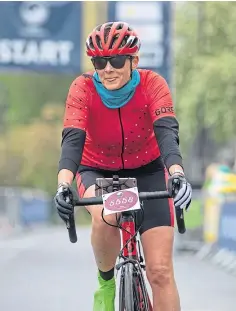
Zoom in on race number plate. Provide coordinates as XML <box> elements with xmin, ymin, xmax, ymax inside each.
<box><xmin>103</xmin><ymin>187</ymin><xmax>141</xmax><ymax>215</ymax></box>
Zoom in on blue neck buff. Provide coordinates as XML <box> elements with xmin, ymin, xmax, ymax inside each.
<box><xmin>93</xmin><ymin>69</ymin><xmax>140</xmax><ymax>109</ymax></box>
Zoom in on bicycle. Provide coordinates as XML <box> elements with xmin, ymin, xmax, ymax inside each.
<box><xmin>64</xmin><ymin>174</ymin><xmax>186</xmax><ymax>311</ymax></box>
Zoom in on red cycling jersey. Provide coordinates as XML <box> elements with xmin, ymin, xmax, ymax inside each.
<box><xmin>63</xmin><ymin>69</ymin><xmax>175</xmax><ymax>170</ymax></box>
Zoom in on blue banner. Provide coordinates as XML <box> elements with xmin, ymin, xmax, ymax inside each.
<box><xmin>108</xmin><ymin>1</ymin><xmax>172</xmax><ymax>85</ymax></box>
<box><xmin>218</xmin><ymin>200</ymin><xmax>236</xmax><ymax>252</ymax></box>
<box><xmin>0</xmin><ymin>2</ymin><xmax>82</xmax><ymax>74</ymax></box>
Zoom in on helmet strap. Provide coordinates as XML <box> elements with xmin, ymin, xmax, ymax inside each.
<box><xmin>130</xmin><ymin>58</ymin><xmax>133</xmax><ymax>78</ymax></box>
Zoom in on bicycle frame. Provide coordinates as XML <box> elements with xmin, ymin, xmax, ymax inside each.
<box><xmin>120</xmin><ymin>212</ymin><xmax>137</xmax><ymax>259</ymax></box>
<box><xmin>119</xmin><ymin>211</ymin><xmax>153</xmax><ymax>311</ymax></box>
<box><xmin>65</xmin><ymin>175</ymin><xmax>185</xmax><ymax>310</ymax></box>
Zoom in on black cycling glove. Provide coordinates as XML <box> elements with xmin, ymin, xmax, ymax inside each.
<box><xmin>54</xmin><ymin>182</ymin><xmax>74</xmax><ymax>223</ymax></box>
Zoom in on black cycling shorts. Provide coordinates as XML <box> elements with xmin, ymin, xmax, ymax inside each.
<box><xmin>76</xmin><ymin>158</ymin><xmax>174</xmax><ymax>235</ymax></box>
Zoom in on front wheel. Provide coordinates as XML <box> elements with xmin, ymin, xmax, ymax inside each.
<box><xmin>133</xmin><ymin>265</ymin><xmax>151</xmax><ymax>311</ymax></box>
<box><xmin>119</xmin><ymin>262</ymin><xmax>151</xmax><ymax>311</ymax></box>
<box><xmin>119</xmin><ymin>263</ymin><xmax>134</xmax><ymax>311</ymax></box>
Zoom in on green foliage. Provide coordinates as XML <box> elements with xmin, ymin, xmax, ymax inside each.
<box><xmin>175</xmin><ymin>2</ymin><xmax>236</xmax><ymax>149</ymax></box>
<box><xmin>185</xmin><ymin>199</ymin><xmax>203</xmax><ymax>229</ymax></box>
<box><xmin>0</xmin><ymin>73</ymin><xmax>74</xmax><ymax>125</ymax></box>
<box><xmin>0</xmin><ymin>104</ymin><xmax>64</xmax><ymax>195</ymax></box>
<box><xmin>0</xmin><ymin>71</ymin><xmax>75</xmax><ymax>194</ymax></box>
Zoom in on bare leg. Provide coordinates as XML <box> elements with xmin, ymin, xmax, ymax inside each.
<box><xmin>141</xmin><ymin>227</ymin><xmax>181</xmax><ymax>311</ymax></box>
<box><xmin>84</xmin><ymin>185</ymin><xmax>121</xmax><ymax>272</ymax></box>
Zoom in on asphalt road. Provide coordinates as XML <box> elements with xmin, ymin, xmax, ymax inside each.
<box><xmin>0</xmin><ymin>227</ymin><xmax>236</xmax><ymax>311</ymax></box>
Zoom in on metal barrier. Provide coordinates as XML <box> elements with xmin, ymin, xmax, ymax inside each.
<box><xmin>196</xmin><ymin>193</ymin><xmax>236</xmax><ymax>275</ymax></box>
<box><xmin>0</xmin><ymin>187</ymin><xmax>51</xmax><ymax>239</ymax></box>
<box><xmin>218</xmin><ymin>195</ymin><xmax>236</xmax><ymax>252</ymax></box>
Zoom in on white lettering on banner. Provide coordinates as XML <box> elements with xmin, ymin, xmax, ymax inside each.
<box><xmin>221</xmin><ymin>216</ymin><xmax>236</xmax><ymax>241</ymax></box>
<box><xmin>39</xmin><ymin>41</ymin><xmax>58</xmax><ymax>65</ymax></box>
<box><xmin>14</xmin><ymin>41</ymin><xmax>39</xmax><ymax>64</ymax></box>
<box><xmin>0</xmin><ymin>39</ymin><xmax>12</xmax><ymax>63</ymax></box>
<box><xmin>58</xmin><ymin>41</ymin><xmax>74</xmax><ymax>65</ymax></box>
<box><xmin>0</xmin><ymin>39</ymin><xmax>74</xmax><ymax>66</ymax></box>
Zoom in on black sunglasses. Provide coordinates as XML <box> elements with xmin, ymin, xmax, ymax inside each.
<box><xmin>91</xmin><ymin>55</ymin><xmax>133</xmax><ymax>70</ymax></box>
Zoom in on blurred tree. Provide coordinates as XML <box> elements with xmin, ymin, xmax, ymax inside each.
<box><xmin>0</xmin><ymin>83</ymin><xmax>9</xmax><ymax>133</ymax></box>
<box><xmin>175</xmin><ymin>2</ymin><xmax>236</xmax><ymax>149</ymax></box>
<box><xmin>0</xmin><ymin>73</ymin><xmax>73</xmax><ymax>125</ymax></box>
<box><xmin>0</xmin><ymin>103</ymin><xmax>64</xmax><ymax>195</ymax></box>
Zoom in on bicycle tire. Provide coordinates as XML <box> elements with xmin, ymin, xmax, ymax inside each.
<box><xmin>133</xmin><ymin>265</ymin><xmax>151</xmax><ymax>311</ymax></box>
<box><xmin>119</xmin><ymin>262</ymin><xmax>152</xmax><ymax>311</ymax></box>
<box><xmin>119</xmin><ymin>267</ymin><xmax>125</xmax><ymax>311</ymax></box>
<box><xmin>119</xmin><ymin>263</ymin><xmax>135</xmax><ymax>311</ymax></box>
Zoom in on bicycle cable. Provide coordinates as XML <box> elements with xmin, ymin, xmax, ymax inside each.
<box><xmin>101</xmin><ymin>201</ymin><xmax>145</xmax><ymax>259</ymax></box>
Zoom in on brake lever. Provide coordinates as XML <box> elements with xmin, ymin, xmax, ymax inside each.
<box><xmin>171</xmin><ymin>177</ymin><xmax>181</xmax><ymax>197</ymax></box>
<box><xmin>66</xmin><ymin>184</ymin><xmax>80</xmax><ymax>205</ymax></box>
<box><xmin>61</xmin><ymin>185</ymin><xmax>78</xmax><ymax>243</ymax></box>
<box><xmin>171</xmin><ymin>176</ymin><xmax>186</xmax><ymax>234</ymax></box>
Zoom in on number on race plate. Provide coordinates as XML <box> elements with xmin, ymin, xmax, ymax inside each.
<box><xmin>102</xmin><ymin>187</ymin><xmax>141</xmax><ymax>216</ymax></box>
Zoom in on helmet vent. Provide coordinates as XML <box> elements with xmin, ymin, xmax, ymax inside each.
<box><xmin>129</xmin><ymin>37</ymin><xmax>138</xmax><ymax>48</ymax></box>
<box><xmin>87</xmin><ymin>37</ymin><xmax>95</xmax><ymax>50</ymax></box>
<box><xmin>109</xmin><ymin>34</ymin><xmax>119</xmax><ymax>49</ymax></box>
<box><xmin>95</xmin><ymin>35</ymin><xmax>102</xmax><ymax>49</ymax></box>
<box><xmin>96</xmin><ymin>24</ymin><xmax>102</xmax><ymax>31</ymax></box>
<box><xmin>116</xmin><ymin>23</ymin><xmax>123</xmax><ymax>30</ymax></box>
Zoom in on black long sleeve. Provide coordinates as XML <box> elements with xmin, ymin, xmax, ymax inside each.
<box><xmin>58</xmin><ymin>127</ymin><xmax>86</xmax><ymax>176</ymax></box>
<box><xmin>153</xmin><ymin>116</ymin><xmax>183</xmax><ymax>170</ymax></box>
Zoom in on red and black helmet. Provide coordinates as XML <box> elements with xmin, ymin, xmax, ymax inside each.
<box><xmin>86</xmin><ymin>21</ymin><xmax>141</xmax><ymax>57</ymax></box>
